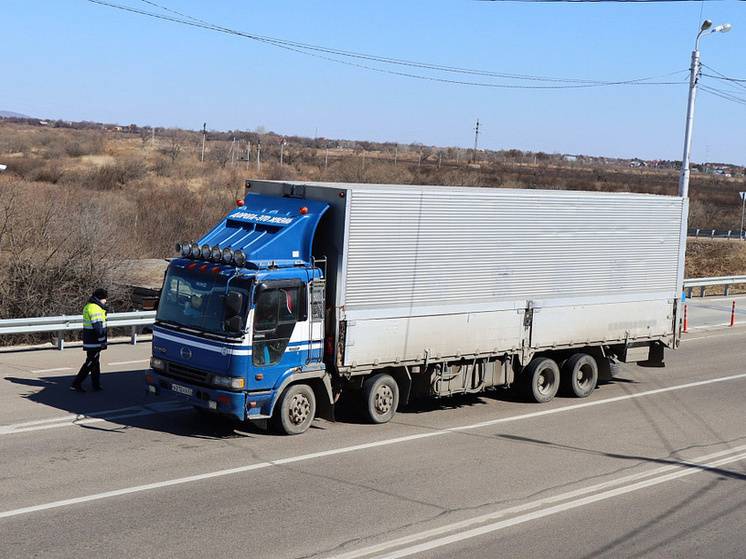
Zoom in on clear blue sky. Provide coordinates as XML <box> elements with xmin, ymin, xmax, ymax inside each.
<box><xmin>3</xmin><ymin>0</ymin><xmax>745</xmax><ymax>163</ymax></box>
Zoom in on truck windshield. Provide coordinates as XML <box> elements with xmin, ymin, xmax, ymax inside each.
<box><xmin>156</xmin><ymin>266</ymin><xmax>250</xmax><ymax>336</ymax></box>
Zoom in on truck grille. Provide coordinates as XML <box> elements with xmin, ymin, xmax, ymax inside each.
<box><xmin>164</xmin><ymin>362</ymin><xmax>211</xmax><ymax>386</ymax></box>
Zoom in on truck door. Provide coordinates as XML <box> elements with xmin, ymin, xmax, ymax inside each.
<box><xmin>308</xmin><ymin>279</ymin><xmax>325</xmax><ymax>364</ymax></box>
<box><xmin>251</xmin><ymin>281</ymin><xmax>309</xmax><ymax>390</ymax></box>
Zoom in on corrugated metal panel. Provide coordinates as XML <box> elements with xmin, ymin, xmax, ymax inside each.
<box><xmin>343</xmin><ymin>188</ymin><xmax>683</xmax><ymax>312</ymax></box>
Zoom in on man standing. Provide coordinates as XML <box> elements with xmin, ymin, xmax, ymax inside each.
<box><xmin>71</xmin><ymin>288</ymin><xmax>109</xmax><ymax>393</ymax></box>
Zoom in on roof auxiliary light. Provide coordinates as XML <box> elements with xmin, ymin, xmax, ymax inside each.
<box><xmin>191</xmin><ymin>243</ymin><xmax>200</xmax><ymax>259</ymax></box>
<box><xmin>176</xmin><ymin>242</ymin><xmax>191</xmax><ymax>257</ymax></box>
<box><xmin>210</xmin><ymin>246</ymin><xmax>222</xmax><ymax>262</ymax></box>
<box><xmin>234</xmin><ymin>249</ymin><xmax>247</xmax><ymax>267</ymax></box>
<box><xmin>222</xmin><ymin>248</ymin><xmax>234</xmax><ymax>264</ymax></box>
<box><xmin>201</xmin><ymin>245</ymin><xmax>211</xmax><ymax>260</ymax></box>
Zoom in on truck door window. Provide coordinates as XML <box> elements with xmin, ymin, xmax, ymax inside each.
<box><xmin>253</xmin><ymin>286</ymin><xmax>303</xmax><ymax>366</ymax></box>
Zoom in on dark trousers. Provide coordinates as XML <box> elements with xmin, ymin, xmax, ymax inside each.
<box><xmin>74</xmin><ymin>350</ymin><xmax>101</xmax><ymax>388</ymax></box>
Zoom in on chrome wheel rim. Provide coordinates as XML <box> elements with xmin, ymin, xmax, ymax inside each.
<box><xmin>288</xmin><ymin>393</ymin><xmax>311</xmax><ymax>425</ymax></box>
<box><xmin>374</xmin><ymin>384</ymin><xmax>394</xmax><ymax>415</ymax></box>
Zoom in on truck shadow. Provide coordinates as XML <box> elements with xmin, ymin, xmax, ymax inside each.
<box><xmin>3</xmin><ymin>369</ymin><xmax>266</xmax><ymax>439</ymax></box>
<box><xmin>3</xmin><ymin>369</ymin><xmax>641</xmax><ymax>437</ymax></box>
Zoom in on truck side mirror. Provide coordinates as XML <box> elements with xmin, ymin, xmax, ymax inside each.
<box><xmin>224</xmin><ymin>291</ymin><xmax>243</xmax><ymax>317</ymax></box>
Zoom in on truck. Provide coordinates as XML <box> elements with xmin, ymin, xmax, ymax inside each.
<box><xmin>146</xmin><ymin>180</ymin><xmax>686</xmax><ymax>435</ymax></box>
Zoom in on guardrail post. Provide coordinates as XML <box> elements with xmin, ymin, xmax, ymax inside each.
<box><xmin>724</xmin><ymin>285</ymin><xmax>730</xmax><ymax>296</ymax></box>
<box><xmin>56</xmin><ymin>331</ymin><xmax>64</xmax><ymax>351</ymax></box>
<box><xmin>130</xmin><ymin>325</ymin><xmax>138</xmax><ymax>345</ymax></box>
<box><xmin>700</xmin><ymin>286</ymin><xmax>705</xmax><ymax>297</ymax></box>
<box><xmin>686</xmin><ymin>287</ymin><xmax>693</xmax><ymax>299</ymax></box>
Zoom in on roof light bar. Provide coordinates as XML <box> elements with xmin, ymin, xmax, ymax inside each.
<box><xmin>177</xmin><ymin>241</ymin><xmax>248</xmax><ymax>266</ymax></box>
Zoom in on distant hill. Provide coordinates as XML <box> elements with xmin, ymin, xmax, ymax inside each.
<box><xmin>0</xmin><ymin>110</ymin><xmax>31</xmax><ymax>119</ymax></box>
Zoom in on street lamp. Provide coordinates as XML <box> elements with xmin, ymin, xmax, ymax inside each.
<box><xmin>678</xmin><ymin>19</ymin><xmax>732</xmax><ymax>198</ymax></box>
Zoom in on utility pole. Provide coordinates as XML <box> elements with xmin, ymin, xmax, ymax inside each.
<box><xmin>257</xmin><ymin>140</ymin><xmax>262</xmax><ymax>172</ymax></box>
<box><xmin>246</xmin><ymin>141</ymin><xmax>251</xmax><ymax>170</ymax></box>
<box><xmin>200</xmin><ymin>123</ymin><xmax>206</xmax><ymax>162</ymax></box>
<box><xmin>280</xmin><ymin>138</ymin><xmax>286</xmax><ymax>166</ymax></box>
<box><xmin>438</xmin><ymin>152</ymin><xmax>442</xmax><ymax>169</ymax></box>
<box><xmin>230</xmin><ymin>137</ymin><xmax>236</xmax><ymax>167</ymax></box>
<box><xmin>740</xmin><ymin>191</ymin><xmax>746</xmax><ymax>240</ymax></box>
<box><xmin>472</xmin><ymin>118</ymin><xmax>480</xmax><ymax>163</ymax></box>
<box><xmin>679</xmin><ymin>21</ymin><xmax>731</xmax><ymax>198</ymax></box>
<box><xmin>324</xmin><ymin>146</ymin><xmax>329</xmax><ymax>171</ymax></box>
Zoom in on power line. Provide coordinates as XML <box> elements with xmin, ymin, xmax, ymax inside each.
<box><xmin>87</xmin><ymin>0</ymin><xmax>687</xmax><ymax>90</ymax></box>
<box><xmin>700</xmin><ymin>85</ymin><xmax>746</xmax><ymax>106</ymax></box>
<box><xmin>701</xmin><ymin>64</ymin><xmax>746</xmax><ymax>96</ymax></box>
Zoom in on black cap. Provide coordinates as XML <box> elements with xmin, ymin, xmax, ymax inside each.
<box><xmin>93</xmin><ymin>288</ymin><xmax>108</xmax><ymax>300</ymax></box>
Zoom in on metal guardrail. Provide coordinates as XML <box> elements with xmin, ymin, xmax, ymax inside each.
<box><xmin>689</xmin><ymin>228</ymin><xmax>745</xmax><ymax>240</ymax></box>
<box><xmin>1</xmin><ymin>277</ymin><xmax>745</xmax><ymax>349</ymax></box>
<box><xmin>683</xmin><ymin>276</ymin><xmax>746</xmax><ymax>297</ymax></box>
<box><xmin>0</xmin><ymin>311</ymin><xmax>156</xmax><ymax>350</ymax></box>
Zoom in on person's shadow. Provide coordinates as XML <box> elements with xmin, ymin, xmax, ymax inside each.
<box><xmin>4</xmin><ymin>367</ymin><xmax>265</xmax><ymax>439</ymax></box>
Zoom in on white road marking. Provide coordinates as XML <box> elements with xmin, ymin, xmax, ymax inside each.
<box><xmin>683</xmin><ymin>330</ymin><xmax>746</xmax><ymax>342</ymax></box>
<box><xmin>331</xmin><ymin>444</ymin><xmax>746</xmax><ymax>559</ymax></box>
<box><xmin>353</xmin><ymin>450</ymin><xmax>746</xmax><ymax>559</ymax></box>
<box><xmin>0</xmin><ymin>401</ymin><xmax>190</xmax><ymax>436</ymax></box>
<box><xmin>0</xmin><ymin>372</ymin><xmax>745</xmax><ymax>519</ymax></box>
<box><xmin>687</xmin><ymin>322</ymin><xmax>733</xmax><ymax>331</ymax></box>
<box><xmin>30</xmin><ymin>367</ymin><xmax>72</xmax><ymax>374</ymax></box>
<box><xmin>447</xmin><ymin>372</ymin><xmax>746</xmax><ymax>433</ymax></box>
<box><xmin>106</xmin><ymin>359</ymin><xmax>150</xmax><ymax>366</ymax></box>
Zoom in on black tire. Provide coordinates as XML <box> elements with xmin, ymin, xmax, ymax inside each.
<box><xmin>522</xmin><ymin>357</ymin><xmax>560</xmax><ymax>403</ymax></box>
<box><xmin>560</xmin><ymin>353</ymin><xmax>598</xmax><ymax>398</ymax></box>
<box><xmin>363</xmin><ymin>373</ymin><xmax>399</xmax><ymax>424</ymax></box>
<box><xmin>272</xmin><ymin>383</ymin><xmax>316</xmax><ymax>435</ymax></box>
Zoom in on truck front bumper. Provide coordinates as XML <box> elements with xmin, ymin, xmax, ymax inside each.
<box><xmin>145</xmin><ymin>370</ymin><xmax>276</xmax><ymax>422</ymax></box>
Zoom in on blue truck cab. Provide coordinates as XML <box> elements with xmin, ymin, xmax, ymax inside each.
<box><xmin>146</xmin><ymin>192</ymin><xmax>333</xmax><ymax>434</ymax></box>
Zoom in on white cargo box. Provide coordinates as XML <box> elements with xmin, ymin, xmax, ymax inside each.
<box><xmin>248</xmin><ymin>181</ymin><xmax>685</xmax><ymax>371</ymax></box>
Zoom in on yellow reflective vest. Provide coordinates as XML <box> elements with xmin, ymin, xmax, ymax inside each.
<box><xmin>82</xmin><ymin>300</ymin><xmax>108</xmax><ymax>350</ymax></box>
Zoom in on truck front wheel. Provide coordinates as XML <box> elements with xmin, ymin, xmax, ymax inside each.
<box><xmin>273</xmin><ymin>383</ymin><xmax>316</xmax><ymax>435</ymax></box>
<box><xmin>522</xmin><ymin>357</ymin><xmax>560</xmax><ymax>403</ymax></box>
<box><xmin>363</xmin><ymin>373</ymin><xmax>399</xmax><ymax>424</ymax></box>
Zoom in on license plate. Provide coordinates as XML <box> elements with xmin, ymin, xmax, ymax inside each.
<box><xmin>171</xmin><ymin>383</ymin><xmax>193</xmax><ymax>396</ymax></box>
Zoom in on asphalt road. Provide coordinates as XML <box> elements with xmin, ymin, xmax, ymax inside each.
<box><xmin>685</xmin><ymin>294</ymin><xmax>746</xmax><ymax>330</ymax></box>
<box><xmin>0</xmin><ymin>326</ymin><xmax>745</xmax><ymax>558</ymax></box>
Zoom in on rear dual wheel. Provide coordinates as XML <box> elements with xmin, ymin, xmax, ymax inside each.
<box><xmin>522</xmin><ymin>357</ymin><xmax>560</xmax><ymax>403</ymax></box>
<box><xmin>560</xmin><ymin>353</ymin><xmax>598</xmax><ymax>398</ymax></box>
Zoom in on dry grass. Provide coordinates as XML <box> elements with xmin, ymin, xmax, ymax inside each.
<box><xmin>1</xmin><ymin>119</ymin><xmax>745</xmax><ymax>331</ymax></box>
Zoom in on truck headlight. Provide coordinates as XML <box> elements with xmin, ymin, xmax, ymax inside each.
<box><xmin>212</xmin><ymin>375</ymin><xmax>245</xmax><ymax>389</ymax></box>
<box><xmin>150</xmin><ymin>357</ymin><xmax>165</xmax><ymax>371</ymax></box>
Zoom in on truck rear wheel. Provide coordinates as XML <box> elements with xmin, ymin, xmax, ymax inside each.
<box><xmin>363</xmin><ymin>373</ymin><xmax>399</xmax><ymax>424</ymax></box>
<box><xmin>522</xmin><ymin>357</ymin><xmax>560</xmax><ymax>403</ymax></box>
<box><xmin>273</xmin><ymin>383</ymin><xmax>316</xmax><ymax>435</ymax></box>
<box><xmin>561</xmin><ymin>353</ymin><xmax>598</xmax><ymax>398</ymax></box>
